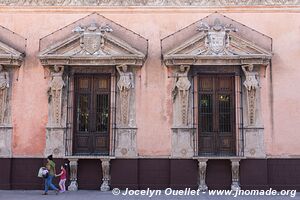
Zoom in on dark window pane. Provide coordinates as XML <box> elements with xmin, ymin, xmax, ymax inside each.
<box><xmin>199</xmin><ymin>94</ymin><xmax>213</xmax><ymax>132</ymax></box>
<box><xmin>219</xmin><ymin>94</ymin><xmax>231</xmax><ymax>132</ymax></box>
<box><xmin>77</xmin><ymin>94</ymin><xmax>89</xmax><ymax>132</ymax></box>
<box><xmin>96</xmin><ymin>94</ymin><xmax>109</xmax><ymax>132</ymax></box>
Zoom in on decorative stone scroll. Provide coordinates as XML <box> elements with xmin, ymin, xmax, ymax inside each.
<box><xmin>242</xmin><ymin>64</ymin><xmax>259</xmax><ymax>126</ymax></box>
<box><xmin>0</xmin><ymin>65</ymin><xmax>9</xmax><ymax>125</ymax></box>
<box><xmin>48</xmin><ymin>65</ymin><xmax>65</xmax><ymax>127</ymax></box>
<box><xmin>116</xmin><ymin>64</ymin><xmax>134</xmax><ymax>127</ymax></box>
<box><xmin>172</xmin><ymin>65</ymin><xmax>191</xmax><ymax>126</ymax></box>
<box><xmin>100</xmin><ymin>158</ymin><xmax>111</xmax><ymax>191</ymax></box>
<box><xmin>230</xmin><ymin>159</ymin><xmax>241</xmax><ymax>191</ymax></box>
<box><xmin>197</xmin><ymin>159</ymin><xmax>208</xmax><ymax>191</ymax></box>
<box><xmin>68</xmin><ymin>158</ymin><xmax>79</xmax><ymax>191</ymax></box>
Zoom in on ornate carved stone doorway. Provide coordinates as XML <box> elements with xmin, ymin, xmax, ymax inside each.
<box><xmin>198</xmin><ymin>74</ymin><xmax>235</xmax><ymax>156</ymax></box>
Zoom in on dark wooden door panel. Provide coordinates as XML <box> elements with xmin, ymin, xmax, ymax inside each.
<box><xmin>73</xmin><ymin>74</ymin><xmax>110</xmax><ymax>155</ymax></box>
<box><xmin>198</xmin><ymin>75</ymin><xmax>235</xmax><ymax>156</ymax></box>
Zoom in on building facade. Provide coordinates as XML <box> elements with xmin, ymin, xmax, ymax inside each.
<box><xmin>0</xmin><ymin>1</ymin><xmax>300</xmax><ymax>191</ymax></box>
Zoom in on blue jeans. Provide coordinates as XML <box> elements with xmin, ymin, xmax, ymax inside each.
<box><xmin>44</xmin><ymin>175</ymin><xmax>58</xmax><ymax>193</ymax></box>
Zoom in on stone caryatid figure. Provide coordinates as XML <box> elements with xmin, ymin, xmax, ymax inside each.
<box><xmin>48</xmin><ymin>65</ymin><xmax>65</xmax><ymax>126</ymax></box>
<box><xmin>172</xmin><ymin>65</ymin><xmax>191</xmax><ymax>126</ymax></box>
<box><xmin>116</xmin><ymin>64</ymin><xmax>134</xmax><ymax>126</ymax></box>
<box><xmin>242</xmin><ymin>64</ymin><xmax>259</xmax><ymax>126</ymax></box>
<box><xmin>0</xmin><ymin>65</ymin><xmax>9</xmax><ymax>124</ymax></box>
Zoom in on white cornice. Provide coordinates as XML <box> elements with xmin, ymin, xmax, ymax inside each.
<box><xmin>0</xmin><ymin>0</ymin><xmax>299</xmax><ymax>7</ymax></box>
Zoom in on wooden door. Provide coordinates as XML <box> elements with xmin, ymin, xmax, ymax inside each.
<box><xmin>198</xmin><ymin>75</ymin><xmax>235</xmax><ymax>156</ymax></box>
<box><xmin>73</xmin><ymin>74</ymin><xmax>110</xmax><ymax>155</ymax></box>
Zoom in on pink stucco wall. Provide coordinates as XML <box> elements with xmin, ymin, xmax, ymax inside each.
<box><xmin>0</xmin><ymin>9</ymin><xmax>299</xmax><ymax>157</ymax></box>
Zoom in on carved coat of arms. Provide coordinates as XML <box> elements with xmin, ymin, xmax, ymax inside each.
<box><xmin>73</xmin><ymin>23</ymin><xmax>113</xmax><ymax>55</ymax></box>
<box><xmin>198</xmin><ymin>18</ymin><xmax>237</xmax><ymax>55</ymax></box>
<box><xmin>208</xmin><ymin>31</ymin><xmax>226</xmax><ymax>54</ymax></box>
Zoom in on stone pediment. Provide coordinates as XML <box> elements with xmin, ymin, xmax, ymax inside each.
<box><xmin>39</xmin><ymin>24</ymin><xmax>146</xmax><ymax>66</ymax></box>
<box><xmin>163</xmin><ymin>14</ymin><xmax>272</xmax><ymax>66</ymax></box>
<box><xmin>0</xmin><ymin>40</ymin><xmax>24</xmax><ymax>66</ymax></box>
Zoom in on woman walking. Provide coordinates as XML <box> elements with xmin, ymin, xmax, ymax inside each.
<box><xmin>44</xmin><ymin>155</ymin><xmax>59</xmax><ymax>195</ymax></box>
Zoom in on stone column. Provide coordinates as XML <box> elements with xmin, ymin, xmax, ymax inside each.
<box><xmin>100</xmin><ymin>158</ymin><xmax>111</xmax><ymax>191</ymax></box>
<box><xmin>230</xmin><ymin>159</ymin><xmax>241</xmax><ymax>191</ymax></box>
<box><xmin>68</xmin><ymin>158</ymin><xmax>78</xmax><ymax>191</ymax></box>
<box><xmin>197</xmin><ymin>158</ymin><xmax>208</xmax><ymax>191</ymax></box>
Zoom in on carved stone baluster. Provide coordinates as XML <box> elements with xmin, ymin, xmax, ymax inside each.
<box><xmin>100</xmin><ymin>158</ymin><xmax>111</xmax><ymax>191</ymax></box>
<box><xmin>197</xmin><ymin>158</ymin><xmax>208</xmax><ymax>191</ymax></box>
<box><xmin>230</xmin><ymin>159</ymin><xmax>241</xmax><ymax>191</ymax></box>
<box><xmin>68</xmin><ymin>159</ymin><xmax>78</xmax><ymax>191</ymax></box>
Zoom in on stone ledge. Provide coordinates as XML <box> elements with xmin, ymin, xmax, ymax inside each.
<box><xmin>0</xmin><ymin>125</ymin><xmax>12</xmax><ymax>129</ymax></box>
<box><xmin>171</xmin><ymin>126</ymin><xmax>196</xmax><ymax>130</ymax></box>
<box><xmin>0</xmin><ymin>0</ymin><xmax>299</xmax><ymax>7</ymax></box>
<box><xmin>193</xmin><ymin>156</ymin><xmax>246</xmax><ymax>160</ymax></box>
<box><xmin>46</xmin><ymin>126</ymin><xmax>67</xmax><ymax>130</ymax></box>
<box><xmin>65</xmin><ymin>156</ymin><xmax>116</xmax><ymax>160</ymax></box>
<box><xmin>115</xmin><ymin>126</ymin><xmax>137</xmax><ymax>129</ymax></box>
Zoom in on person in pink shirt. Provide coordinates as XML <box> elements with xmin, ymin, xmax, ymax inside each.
<box><xmin>55</xmin><ymin>164</ymin><xmax>67</xmax><ymax>193</ymax></box>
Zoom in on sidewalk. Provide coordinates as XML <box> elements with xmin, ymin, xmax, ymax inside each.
<box><xmin>0</xmin><ymin>190</ymin><xmax>298</xmax><ymax>200</ymax></box>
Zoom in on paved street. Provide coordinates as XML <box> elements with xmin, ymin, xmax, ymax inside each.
<box><xmin>0</xmin><ymin>190</ymin><xmax>298</xmax><ymax>200</ymax></box>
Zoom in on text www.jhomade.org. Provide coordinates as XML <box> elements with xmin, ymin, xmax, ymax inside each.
<box><xmin>111</xmin><ymin>188</ymin><xmax>297</xmax><ymax>198</ymax></box>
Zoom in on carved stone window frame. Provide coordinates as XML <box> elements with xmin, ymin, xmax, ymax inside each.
<box><xmin>0</xmin><ymin>40</ymin><xmax>24</xmax><ymax>158</ymax></box>
<box><xmin>38</xmin><ymin>20</ymin><xmax>147</xmax><ymax>159</ymax></box>
<box><xmin>162</xmin><ymin>14</ymin><xmax>272</xmax><ymax>159</ymax></box>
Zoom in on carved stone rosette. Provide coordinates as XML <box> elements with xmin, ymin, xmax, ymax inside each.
<box><xmin>198</xmin><ymin>159</ymin><xmax>208</xmax><ymax>191</ymax></box>
<box><xmin>230</xmin><ymin>159</ymin><xmax>241</xmax><ymax>191</ymax></box>
<box><xmin>115</xmin><ymin>128</ymin><xmax>137</xmax><ymax>157</ymax></box>
<box><xmin>68</xmin><ymin>159</ymin><xmax>79</xmax><ymax>191</ymax></box>
<box><xmin>100</xmin><ymin>158</ymin><xmax>111</xmax><ymax>191</ymax></box>
<box><xmin>171</xmin><ymin>127</ymin><xmax>194</xmax><ymax>158</ymax></box>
